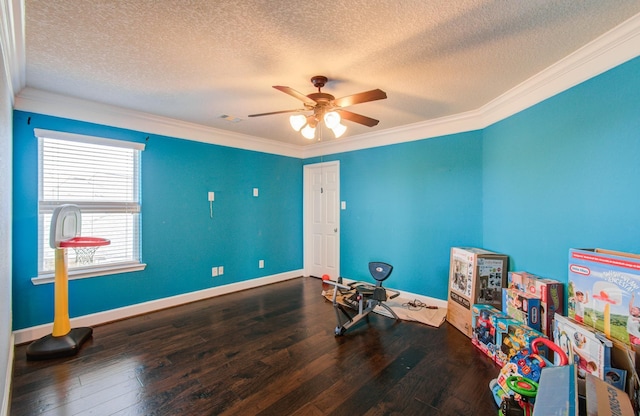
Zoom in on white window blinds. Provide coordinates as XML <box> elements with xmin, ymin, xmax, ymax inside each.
<box><xmin>36</xmin><ymin>129</ymin><xmax>145</xmax><ymax>279</ymax></box>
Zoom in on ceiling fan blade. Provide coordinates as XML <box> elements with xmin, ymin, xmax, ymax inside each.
<box><xmin>333</xmin><ymin>89</ymin><xmax>387</xmax><ymax>108</ymax></box>
<box><xmin>273</xmin><ymin>86</ymin><xmax>317</xmax><ymax>106</ymax></box>
<box><xmin>248</xmin><ymin>109</ymin><xmax>306</xmax><ymax>117</ymax></box>
<box><xmin>335</xmin><ymin>109</ymin><xmax>380</xmax><ymax>127</ymax></box>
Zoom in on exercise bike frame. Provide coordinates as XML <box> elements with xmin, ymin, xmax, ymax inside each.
<box><xmin>325</xmin><ymin>279</ymin><xmax>400</xmax><ymax>336</ymax></box>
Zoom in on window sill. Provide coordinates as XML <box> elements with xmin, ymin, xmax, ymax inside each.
<box><xmin>31</xmin><ymin>262</ymin><xmax>147</xmax><ymax>285</ymax></box>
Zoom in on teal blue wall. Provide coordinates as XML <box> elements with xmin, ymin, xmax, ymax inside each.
<box><xmin>13</xmin><ymin>56</ymin><xmax>640</xmax><ymax>330</ymax></box>
<box><xmin>483</xmin><ymin>56</ymin><xmax>640</xmax><ymax>282</ymax></box>
<box><xmin>12</xmin><ymin>112</ymin><xmax>303</xmax><ymax>330</ymax></box>
<box><xmin>306</xmin><ymin>131</ymin><xmax>484</xmax><ymax>299</ymax></box>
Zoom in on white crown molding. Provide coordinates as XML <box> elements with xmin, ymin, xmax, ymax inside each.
<box><xmin>307</xmin><ymin>11</ymin><xmax>640</xmax><ymax>157</ymax></box>
<box><xmin>14</xmin><ymin>88</ymin><xmax>304</xmax><ymax>158</ymax></box>
<box><xmin>0</xmin><ymin>0</ymin><xmax>26</xmax><ymax>101</ymax></box>
<box><xmin>11</xmin><ymin>10</ymin><xmax>640</xmax><ymax>158</ymax></box>
<box><xmin>302</xmin><ymin>109</ymin><xmax>485</xmax><ymax>158</ymax></box>
<box><xmin>479</xmin><ymin>11</ymin><xmax>640</xmax><ymax>128</ymax></box>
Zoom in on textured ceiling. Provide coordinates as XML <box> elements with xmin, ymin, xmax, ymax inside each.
<box><xmin>23</xmin><ymin>0</ymin><xmax>640</xmax><ymax>146</ymax></box>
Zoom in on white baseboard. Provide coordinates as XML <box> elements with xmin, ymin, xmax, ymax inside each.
<box><xmin>395</xmin><ymin>290</ymin><xmax>448</xmax><ymax>309</ymax></box>
<box><xmin>1</xmin><ymin>333</ymin><xmax>14</xmax><ymax>416</ymax></box>
<box><xmin>14</xmin><ymin>270</ymin><xmax>303</xmax><ymax>345</ymax></box>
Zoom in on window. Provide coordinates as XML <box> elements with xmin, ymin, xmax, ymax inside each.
<box><xmin>34</xmin><ymin>129</ymin><xmax>146</xmax><ymax>283</ymax></box>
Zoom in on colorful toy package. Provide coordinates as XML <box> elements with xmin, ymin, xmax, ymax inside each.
<box><xmin>508</xmin><ymin>271</ymin><xmax>564</xmax><ymax>337</ymax></box>
<box><xmin>471</xmin><ymin>304</ymin><xmax>505</xmax><ymax>361</ymax></box>
<box><xmin>568</xmin><ymin>248</ymin><xmax>640</xmax><ymax>346</ymax></box>
<box><xmin>553</xmin><ymin>314</ymin><xmax>626</xmax><ymax>389</ymax></box>
<box><xmin>494</xmin><ymin>317</ymin><xmax>546</xmax><ymax>367</ymax></box>
<box><xmin>502</xmin><ymin>287</ymin><xmax>542</xmax><ymax>332</ymax></box>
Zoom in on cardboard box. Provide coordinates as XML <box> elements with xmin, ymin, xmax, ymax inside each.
<box><xmin>446</xmin><ymin>247</ymin><xmax>508</xmax><ymax>337</ymax></box>
<box><xmin>610</xmin><ymin>338</ymin><xmax>640</xmax><ymax>411</ymax></box>
<box><xmin>585</xmin><ymin>373</ymin><xmax>635</xmax><ymax>416</ymax></box>
<box><xmin>471</xmin><ymin>304</ymin><xmax>504</xmax><ymax>361</ymax></box>
<box><xmin>568</xmin><ymin>248</ymin><xmax>640</xmax><ymax>346</ymax></box>
<box><xmin>508</xmin><ymin>271</ymin><xmax>564</xmax><ymax>337</ymax></box>
<box><xmin>494</xmin><ymin>317</ymin><xmax>546</xmax><ymax>367</ymax></box>
<box><xmin>533</xmin><ymin>365</ymin><xmax>579</xmax><ymax>416</ymax></box>
<box><xmin>502</xmin><ymin>287</ymin><xmax>542</xmax><ymax>332</ymax></box>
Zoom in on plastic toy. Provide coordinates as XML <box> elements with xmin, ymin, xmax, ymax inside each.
<box><xmin>500</xmin><ymin>376</ymin><xmax>538</xmax><ymax>416</ymax></box>
<box><xmin>490</xmin><ymin>337</ymin><xmax>568</xmax><ymax>415</ymax></box>
<box><xmin>26</xmin><ymin>204</ymin><xmax>110</xmax><ymax>360</ymax></box>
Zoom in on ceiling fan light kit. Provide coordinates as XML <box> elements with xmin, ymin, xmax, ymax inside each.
<box><xmin>248</xmin><ymin>75</ymin><xmax>387</xmax><ymax>141</ymax></box>
<box><xmin>323</xmin><ymin>111</ymin><xmax>340</xmax><ymax>129</ymax></box>
<box><xmin>289</xmin><ymin>114</ymin><xmax>307</xmax><ymax>131</ymax></box>
<box><xmin>331</xmin><ymin>122</ymin><xmax>347</xmax><ymax>138</ymax></box>
<box><xmin>301</xmin><ymin>124</ymin><xmax>316</xmax><ymax>140</ymax></box>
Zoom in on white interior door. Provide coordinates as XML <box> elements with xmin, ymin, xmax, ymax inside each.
<box><xmin>304</xmin><ymin>161</ymin><xmax>340</xmax><ymax>279</ymax></box>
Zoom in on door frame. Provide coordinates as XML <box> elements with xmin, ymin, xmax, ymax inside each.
<box><xmin>303</xmin><ymin>160</ymin><xmax>340</xmax><ymax>278</ymax></box>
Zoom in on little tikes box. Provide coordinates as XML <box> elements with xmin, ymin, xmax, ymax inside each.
<box><xmin>447</xmin><ymin>247</ymin><xmax>508</xmax><ymax>338</ymax></box>
<box><xmin>568</xmin><ymin>248</ymin><xmax>640</xmax><ymax>346</ymax></box>
<box><xmin>508</xmin><ymin>271</ymin><xmax>564</xmax><ymax>337</ymax></box>
<box><xmin>502</xmin><ymin>287</ymin><xmax>542</xmax><ymax>332</ymax></box>
<box><xmin>553</xmin><ymin>314</ymin><xmax>627</xmax><ymax>386</ymax></box>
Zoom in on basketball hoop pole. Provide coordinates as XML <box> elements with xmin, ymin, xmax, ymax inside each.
<box><xmin>52</xmin><ymin>248</ymin><xmax>71</xmax><ymax>337</ymax></box>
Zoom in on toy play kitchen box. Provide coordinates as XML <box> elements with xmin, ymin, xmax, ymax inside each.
<box><xmin>568</xmin><ymin>248</ymin><xmax>640</xmax><ymax>347</ymax></box>
<box><xmin>447</xmin><ymin>247</ymin><xmax>509</xmax><ymax>338</ymax></box>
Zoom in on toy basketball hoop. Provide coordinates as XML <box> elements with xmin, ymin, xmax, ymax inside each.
<box><xmin>27</xmin><ymin>204</ymin><xmax>110</xmax><ymax>360</ymax></box>
<box><xmin>60</xmin><ymin>236</ymin><xmax>111</xmax><ymax>265</ymax></box>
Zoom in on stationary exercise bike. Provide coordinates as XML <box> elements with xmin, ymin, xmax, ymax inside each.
<box><xmin>326</xmin><ymin>262</ymin><xmax>400</xmax><ymax>336</ymax></box>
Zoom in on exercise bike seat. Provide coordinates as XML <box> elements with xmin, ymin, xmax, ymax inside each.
<box><xmin>350</xmin><ymin>262</ymin><xmax>398</xmax><ymax>300</ymax></box>
<box><xmin>369</xmin><ymin>262</ymin><xmax>392</xmax><ymax>282</ymax></box>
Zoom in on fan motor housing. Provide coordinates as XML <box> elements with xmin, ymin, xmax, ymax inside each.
<box><xmin>307</xmin><ymin>92</ymin><xmax>335</xmax><ymax>104</ymax></box>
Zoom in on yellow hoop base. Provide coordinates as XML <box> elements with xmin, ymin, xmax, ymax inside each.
<box><xmin>26</xmin><ymin>247</ymin><xmax>93</xmax><ymax>360</ymax></box>
<box><xmin>26</xmin><ymin>327</ymin><xmax>93</xmax><ymax>360</ymax></box>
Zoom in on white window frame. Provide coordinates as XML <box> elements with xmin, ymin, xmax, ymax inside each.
<box><xmin>32</xmin><ymin>129</ymin><xmax>146</xmax><ymax>285</ymax></box>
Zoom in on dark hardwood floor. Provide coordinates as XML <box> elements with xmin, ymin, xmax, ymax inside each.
<box><xmin>11</xmin><ymin>277</ymin><xmax>502</xmax><ymax>415</ymax></box>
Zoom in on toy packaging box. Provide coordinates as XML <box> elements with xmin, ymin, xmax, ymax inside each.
<box><xmin>446</xmin><ymin>247</ymin><xmax>508</xmax><ymax>338</ymax></box>
<box><xmin>502</xmin><ymin>287</ymin><xmax>542</xmax><ymax>332</ymax></box>
<box><xmin>508</xmin><ymin>271</ymin><xmax>564</xmax><ymax>337</ymax></box>
<box><xmin>567</xmin><ymin>248</ymin><xmax>640</xmax><ymax>347</ymax></box>
<box><xmin>553</xmin><ymin>314</ymin><xmax>627</xmax><ymax>390</ymax></box>
<box><xmin>471</xmin><ymin>304</ymin><xmax>505</xmax><ymax>361</ymax></box>
<box><xmin>494</xmin><ymin>317</ymin><xmax>546</xmax><ymax>367</ymax></box>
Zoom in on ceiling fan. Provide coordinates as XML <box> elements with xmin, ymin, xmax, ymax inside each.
<box><xmin>248</xmin><ymin>75</ymin><xmax>387</xmax><ymax>139</ymax></box>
